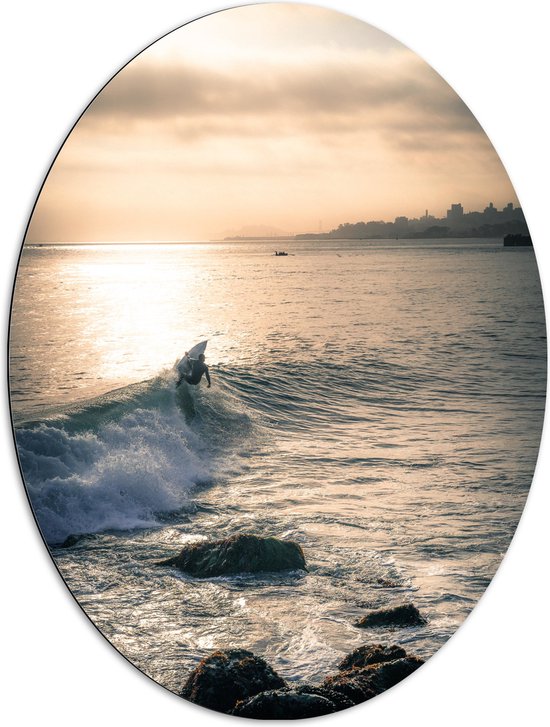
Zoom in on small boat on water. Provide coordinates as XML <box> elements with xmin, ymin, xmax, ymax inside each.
<box><xmin>274</xmin><ymin>250</ymin><xmax>289</xmax><ymax>256</ymax></box>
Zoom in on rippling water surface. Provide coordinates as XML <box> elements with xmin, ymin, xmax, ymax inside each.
<box><xmin>9</xmin><ymin>238</ymin><xmax>546</xmax><ymax>690</ymax></box>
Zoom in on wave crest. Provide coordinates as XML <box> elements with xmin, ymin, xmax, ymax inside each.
<box><xmin>15</xmin><ymin>381</ymin><xmax>226</xmax><ymax>544</ymax></box>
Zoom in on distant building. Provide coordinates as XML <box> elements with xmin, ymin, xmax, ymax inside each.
<box><xmin>501</xmin><ymin>202</ymin><xmax>516</xmax><ymax>221</ymax></box>
<box><xmin>393</xmin><ymin>216</ymin><xmax>409</xmax><ymax>236</ymax></box>
<box><xmin>447</xmin><ymin>203</ymin><xmax>464</xmax><ymax>221</ymax></box>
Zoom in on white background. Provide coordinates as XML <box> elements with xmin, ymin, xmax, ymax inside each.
<box><xmin>1</xmin><ymin>1</ymin><xmax>548</xmax><ymax>724</ymax></box>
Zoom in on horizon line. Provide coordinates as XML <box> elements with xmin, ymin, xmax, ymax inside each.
<box><xmin>25</xmin><ymin>199</ymin><xmax>522</xmax><ymax>246</ymax></box>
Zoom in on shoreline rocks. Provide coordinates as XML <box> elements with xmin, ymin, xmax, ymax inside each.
<box><xmin>163</xmin><ymin>535</ymin><xmax>427</xmax><ymax>716</ymax></box>
<box><xmin>182</xmin><ymin>644</ymin><xmax>425</xmax><ymax>716</ymax></box>
<box><xmin>158</xmin><ymin>533</ymin><xmax>307</xmax><ymax>577</ymax></box>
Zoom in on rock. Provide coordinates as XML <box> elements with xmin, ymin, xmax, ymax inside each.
<box><xmin>233</xmin><ymin>690</ymin><xmax>337</xmax><ymax>719</ymax></box>
<box><xmin>181</xmin><ymin>649</ymin><xmax>287</xmax><ymax>713</ymax></box>
<box><xmin>158</xmin><ymin>533</ymin><xmax>307</xmax><ymax>576</ymax></box>
<box><xmin>322</xmin><ymin>671</ymin><xmax>378</xmax><ymax>705</ymax></box>
<box><xmin>181</xmin><ymin>643</ymin><xmax>423</xmax><ymax>716</ymax></box>
<box><xmin>362</xmin><ymin>657</ymin><xmax>425</xmax><ymax>694</ymax></box>
<box><xmin>57</xmin><ymin>533</ymin><xmax>95</xmax><ymax>548</ymax></box>
<box><xmin>356</xmin><ymin>603</ymin><xmax>427</xmax><ymax>628</ymax></box>
<box><xmin>338</xmin><ymin>643</ymin><xmax>407</xmax><ymax>671</ymax></box>
<box><xmin>323</xmin><ymin>658</ymin><xmax>425</xmax><ymax>705</ymax></box>
<box><xmin>293</xmin><ymin>684</ymin><xmax>355</xmax><ymax>712</ymax></box>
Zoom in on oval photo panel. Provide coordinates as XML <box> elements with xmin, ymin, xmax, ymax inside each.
<box><xmin>9</xmin><ymin>2</ymin><xmax>545</xmax><ymax>719</ymax></box>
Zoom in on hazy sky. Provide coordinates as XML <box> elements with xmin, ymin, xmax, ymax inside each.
<box><xmin>27</xmin><ymin>3</ymin><xmax>518</xmax><ymax>242</ymax></box>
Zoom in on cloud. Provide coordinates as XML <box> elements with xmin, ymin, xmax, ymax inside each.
<box><xmin>83</xmin><ymin>49</ymin><xmax>480</xmax><ymax>148</ymax></box>
<box><xmin>28</xmin><ymin>8</ymin><xmax>515</xmax><ymax>244</ymax></box>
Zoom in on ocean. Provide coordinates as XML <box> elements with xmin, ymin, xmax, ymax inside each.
<box><xmin>8</xmin><ymin>238</ymin><xmax>546</xmax><ymax>692</ymax></box>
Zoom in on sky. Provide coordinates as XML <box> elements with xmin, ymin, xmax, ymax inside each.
<box><xmin>26</xmin><ymin>3</ymin><xmax>519</xmax><ymax>242</ymax></box>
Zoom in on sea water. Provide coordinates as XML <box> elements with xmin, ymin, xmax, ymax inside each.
<box><xmin>9</xmin><ymin>239</ymin><xmax>546</xmax><ymax>690</ymax></box>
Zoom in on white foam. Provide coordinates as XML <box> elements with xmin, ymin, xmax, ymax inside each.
<box><xmin>16</xmin><ymin>406</ymin><xmax>213</xmax><ymax>544</ymax></box>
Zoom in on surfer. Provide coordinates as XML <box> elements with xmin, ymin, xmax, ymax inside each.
<box><xmin>177</xmin><ymin>352</ymin><xmax>211</xmax><ymax>388</ymax></box>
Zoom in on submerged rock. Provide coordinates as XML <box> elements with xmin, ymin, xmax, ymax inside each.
<box><xmin>323</xmin><ymin>645</ymin><xmax>425</xmax><ymax>705</ymax></box>
<box><xmin>56</xmin><ymin>533</ymin><xmax>95</xmax><ymax>548</ymax></box>
<box><xmin>181</xmin><ymin>649</ymin><xmax>287</xmax><ymax>713</ymax></box>
<box><xmin>356</xmin><ymin>603</ymin><xmax>427</xmax><ymax>628</ymax></box>
<box><xmin>158</xmin><ymin>533</ymin><xmax>307</xmax><ymax>576</ymax></box>
<box><xmin>58</xmin><ymin>534</ymin><xmax>83</xmax><ymax>548</ymax></box>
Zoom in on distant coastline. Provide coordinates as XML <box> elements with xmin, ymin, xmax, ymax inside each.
<box><xmin>220</xmin><ymin>234</ymin><xmax>521</xmax><ymax>242</ymax></box>
<box><xmin>223</xmin><ymin>201</ymin><xmax>528</xmax><ymax>242</ymax></box>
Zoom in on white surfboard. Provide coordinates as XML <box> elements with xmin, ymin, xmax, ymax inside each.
<box><xmin>187</xmin><ymin>340</ymin><xmax>208</xmax><ymax>359</ymax></box>
<box><xmin>177</xmin><ymin>340</ymin><xmax>208</xmax><ymax>375</ymax></box>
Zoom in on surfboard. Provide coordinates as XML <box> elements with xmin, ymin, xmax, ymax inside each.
<box><xmin>187</xmin><ymin>340</ymin><xmax>208</xmax><ymax>360</ymax></box>
<box><xmin>177</xmin><ymin>340</ymin><xmax>208</xmax><ymax>375</ymax></box>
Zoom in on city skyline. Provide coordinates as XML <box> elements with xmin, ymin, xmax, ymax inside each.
<box><xmin>225</xmin><ymin>199</ymin><xmax>526</xmax><ymax>240</ymax></box>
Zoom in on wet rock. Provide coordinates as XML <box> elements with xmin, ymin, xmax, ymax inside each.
<box><xmin>323</xmin><ymin>648</ymin><xmax>425</xmax><ymax>705</ymax></box>
<box><xmin>293</xmin><ymin>684</ymin><xmax>355</xmax><ymax>712</ymax></box>
<box><xmin>233</xmin><ymin>690</ymin><xmax>337</xmax><ymax>719</ymax></box>
<box><xmin>363</xmin><ymin>657</ymin><xmax>425</xmax><ymax>694</ymax></box>
<box><xmin>181</xmin><ymin>649</ymin><xmax>287</xmax><ymax>713</ymax></box>
<box><xmin>322</xmin><ymin>670</ymin><xmax>378</xmax><ymax>705</ymax></box>
<box><xmin>56</xmin><ymin>533</ymin><xmax>95</xmax><ymax>548</ymax></box>
<box><xmin>181</xmin><ymin>643</ymin><xmax>423</xmax><ymax>715</ymax></box>
<box><xmin>375</xmin><ymin>577</ymin><xmax>400</xmax><ymax>588</ymax></box>
<box><xmin>158</xmin><ymin>533</ymin><xmax>307</xmax><ymax>576</ymax></box>
<box><xmin>356</xmin><ymin>603</ymin><xmax>427</xmax><ymax>628</ymax></box>
<box><xmin>338</xmin><ymin>643</ymin><xmax>407</xmax><ymax>671</ymax></box>
<box><xmin>58</xmin><ymin>534</ymin><xmax>83</xmax><ymax>548</ymax></box>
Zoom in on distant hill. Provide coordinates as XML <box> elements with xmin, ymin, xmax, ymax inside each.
<box><xmin>222</xmin><ymin>224</ymin><xmax>290</xmax><ymax>240</ymax></box>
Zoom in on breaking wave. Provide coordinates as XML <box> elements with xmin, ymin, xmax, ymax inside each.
<box><xmin>14</xmin><ymin>369</ymin><xmax>254</xmax><ymax>544</ymax></box>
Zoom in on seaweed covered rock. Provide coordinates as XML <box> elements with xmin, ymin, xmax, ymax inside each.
<box><xmin>323</xmin><ymin>648</ymin><xmax>425</xmax><ymax>705</ymax></box>
<box><xmin>181</xmin><ymin>644</ymin><xmax>423</xmax><ymax>715</ymax></box>
<box><xmin>181</xmin><ymin>649</ymin><xmax>287</xmax><ymax>713</ymax></box>
<box><xmin>158</xmin><ymin>533</ymin><xmax>307</xmax><ymax>576</ymax></box>
<box><xmin>338</xmin><ymin>643</ymin><xmax>407</xmax><ymax>671</ymax></box>
<box><xmin>362</xmin><ymin>657</ymin><xmax>425</xmax><ymax>694</ymax></box>
<box><xmin>356</xmin><ymin>603</ymin><xmax>427</xmax><ymax>628</ymax></box>
<box><xmin>322</xmin><ymin>670</ymin><xmax>378</xmax><ymax>705</ymax></box>
<box><xmin>233</xmin><ymin>685</ymin><xmax>354</xmax><ymax>719</ymax></box>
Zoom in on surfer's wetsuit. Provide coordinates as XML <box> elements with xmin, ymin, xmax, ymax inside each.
<box><xmin>182</xmin><ymin>359</ymin><xmax>210</xmax><ymax>386</ymax></box>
